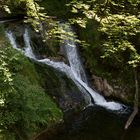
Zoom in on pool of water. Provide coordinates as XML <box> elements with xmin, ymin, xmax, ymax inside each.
<box><xmin>47</xmin><ymin>106</ymin><xmax>140</xmax><ymax>140</ymax></box>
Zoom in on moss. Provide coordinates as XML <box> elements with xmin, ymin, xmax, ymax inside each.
<box><xmin>0</xmin><ymin>24</ymin><xmax>63</xmax><ymax>140</ymax></box>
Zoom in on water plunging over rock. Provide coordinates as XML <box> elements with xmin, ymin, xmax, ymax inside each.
<box><xmin>23</xmin><ymin>28</ymin><xmax>36</xmax><ymax>59</ymax></box>
<box><xmin>6</xmin><ymin>24</ymin><xmax>127</xmax><ymax>111</ymax></box>
<box><xmin>61</xmin><ymin>24</ymin><xmax>88</xmax><ymax>84</ymax></box>
<box><xmin>6</xmin><ymin>31</ymin><xmax>21</xmax><ymax>50</ymax></box>
<box><xmin>6</xmin><ymin>28</ymin><xmax>90</xmax><ymax>112</ymax></box>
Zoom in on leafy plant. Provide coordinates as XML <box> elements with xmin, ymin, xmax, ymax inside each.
<box><xmin>0</xmin><ymin>25</ymin><xmax>62</xmax><ymax>140</ymax></box>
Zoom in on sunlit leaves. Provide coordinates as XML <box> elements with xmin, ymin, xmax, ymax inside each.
<box><xmin>67</xmin><ymin>0</ymin><xmax>101</xmax><ymax>27</ymax></box>
<box><xmin>99</xmin><ymin>13</ymin><xmax>140</xmax><ymax>67</ymax></box>
<box><xmin>128</xmin><ymin>54</ymin><xmax>140</xmax><ymax>67</ymax></box>
<box><xmin>3</xmin><ymin>5</ymin><xmax>11</xmax><ymax>13</ymax></box>
<box><xmin>71</xmin><ymin>7</ymin><xmax>78</xmax><ymax>13</ymax></box>
<box><xmin>24</xmin><ymin>0</ymin><xmax>48</xmax><ymax>31</ymax></box>
<box><xmin>67</xmin><ymin>1</ymin><xmax>90</xmax><ymax>11</ymax></box>
<box><xmin>0</xmin><ymin>48</ymin><xmax>14</xmax><ymax>95</ymax></box>
<box><xmin>70</xmin><ymin>17</ymin><xmax>87</xmax><ymax>28</ymax></box>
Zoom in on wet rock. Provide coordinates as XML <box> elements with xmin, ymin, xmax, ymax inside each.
<box><xmin>34</xmin><ymin>62</ymin><xmax>90</xmax><ymax>112</ymax></box>
<box><xmin>92</xmin><ymin>75</ymin><xmax>113</xmax><ymax>96</ymax></box>
<box><xmin>92</xmin><ymin>75</ymin><xmax>133</xmax><ymax>104</ymax></box>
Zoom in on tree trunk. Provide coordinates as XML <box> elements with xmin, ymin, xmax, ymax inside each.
<box><xmin>124</xmin><ymin>68</ymin><xmax>139</xmax><ymax>129</ymax></box>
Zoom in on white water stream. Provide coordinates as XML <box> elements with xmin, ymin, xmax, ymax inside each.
<box><xmin>61</xmin><ymin>25</ymin><xmax>88</xmax><ymax>84</ymax></box>
<box><xmin>23</xmin><ymin>28</ymin><xmax>36</xmax><ymax>59</ymax></box>
<box><xmin>6</xmin><ymin>26</ymin><xmax>124</xmax><ymax>111</ymax></box>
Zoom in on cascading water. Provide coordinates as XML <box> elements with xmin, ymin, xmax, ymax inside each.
<box><xmin>6</xmin><ymin>26</ymin><xmax>125</xmax><ymax>111</ymax></box>
<box><xmin>61</xmin><ymin>24</ymin><xmax>88</xmax><ymax>84</ymax></box>
<box><xmin>6</xmin><ymin>31</ymin><xmax>20</xmax><ymax>50</ymax></box>
<box><xmin>23</xmin><ymin>28</ymin><xmax>36</xmax><ymax>59</ymax></box>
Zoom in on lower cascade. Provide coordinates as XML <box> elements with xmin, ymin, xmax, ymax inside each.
<box><xmin>6</xmin><ymin>25</ymin><xmax>126</xmax><ymax>111</ymax></box>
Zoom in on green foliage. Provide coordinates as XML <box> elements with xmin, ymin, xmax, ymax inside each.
<box><xmin>66</xmin><ymin>0</ymin><xmax>140</xmax><ymax>67</ymax></box>
<box><xmin>0</xmin><ymin>49</ymin><xmax>14</xmax><ymax>110</ymax></box>
<box><xmin>24</xmin><ymin>0</ymin><xmax>48</xmax><ymax>32</ymax></box>
<box><xmin>0</xmin><ymin>26</ymin><xmax>62</xmax><ymax>140</ymax></box>
<box><xmin>100</xmin><ymin>14</ymin><xmax>140</xmax><ymax>67</ymax></box>
<box><xmin>65</xmin><ymin>0</ymin><xmax>140</xmax><ymax>97</ymax></box>
<box><xmin>0</xmin><ymin>0</ymin><xmax>48</xmax><ymax>33</ymax></box>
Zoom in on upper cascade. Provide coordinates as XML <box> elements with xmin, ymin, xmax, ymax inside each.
<box><xmin>60</xmin><ymin>23</ymin><xmax>88</xmax><ymax>84</ymax></box>
<box><xmin>23</xmin><ymin>28</ymin><xmax>36</xmax><ymax>59</ymax></box>
<box><xmin>6</xmin><ymin>25</ymin><xmax>126</xmax><ymax>111</ymax></box>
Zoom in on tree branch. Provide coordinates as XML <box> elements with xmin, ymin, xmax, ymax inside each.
<box><xmin>124</xmin><ymin>68</ymin><xmax>139</xmax><ymax>130</ymax></box>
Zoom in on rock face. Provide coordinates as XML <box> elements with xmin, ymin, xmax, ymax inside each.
<box><xmin>92</xmin><ymin>75</ymin><xmax>133</xmax><ymax>104</ymax></box>
<box><xmin>92</xmin><ymin>75</ymin><xmax>113</xmax><ymax>96</ymax></box>
<box><xmin>35</xmin><ymin>62</ymin><xmax>89</xmax><ymax>112</ymax></box>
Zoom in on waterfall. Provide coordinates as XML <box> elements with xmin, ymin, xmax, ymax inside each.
<box><xmin>6</xmin><ymin>26</ymin><xmax>124</xmax><ymax>111</ymax></box>
<box><xmin>6</xmin><ymin>31</ymin><xmax>20</xmax><ymax>50</ymax></box>
<box><xmin>61</xmin><ymin>24</ymin><xmax>88</xmax><ymax>84</ymax></box>
<box><xmin>23</xmin><ymin>28</ymin><xmax>36</xmax><ymax>59</ymax></box>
